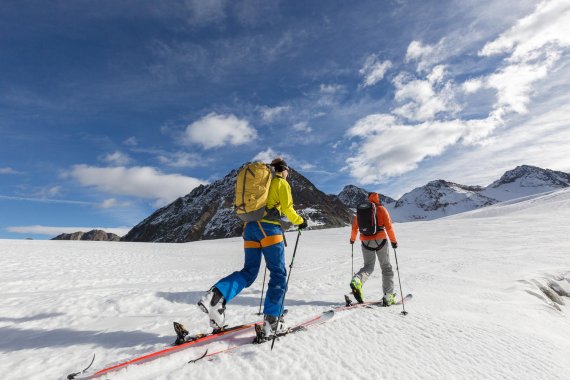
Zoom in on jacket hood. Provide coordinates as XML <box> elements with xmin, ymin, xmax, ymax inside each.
<box><xmin>368</xmin><ymin>192</ymin><xmax>380</xmax><ymax>204</ymax></box>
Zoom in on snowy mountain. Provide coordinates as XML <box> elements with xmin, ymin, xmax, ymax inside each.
<box><xmin>51</xmin><ymin>229</ymin><xmax>121</xmax><ymax>241</ymax></box>
<box><xmin>337</xmin><ymin>184</ymin><xmax>396</xmax><ymax>208</ymax></box>
<box><xmin>390</xmin><ymin>180</ymin><xmax>498</xmax><ymax>221</ymax></box>
<box><xmin>338</xmin><ymin>165</ymin><xmax>570</xmax><ymax>222</ymax></box>
<box><xmin>122</xmin><ymin>166</ymin><xmax>352</xmax><ymax>243</ymax></box>
<box><xmin>2</xmin><ymin>188</ymin><xmax>570</xmax><ymax>379</ymax></box>
<box><xmin>481</xmin><ymin>165</ymin><xmax>570</xmax><ymax>201</ymax></box>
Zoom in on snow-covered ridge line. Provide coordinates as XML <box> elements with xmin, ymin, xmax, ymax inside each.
<box><xmin>338</xmin><ymin>165</ymin><xmax>570</xmax><ymax>222</ymax></box>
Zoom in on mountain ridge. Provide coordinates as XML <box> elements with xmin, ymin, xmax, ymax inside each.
<box><xmin>337</xmin><ymin>165</ymin><xmax>570</xmax><ymax>222</ymax></box>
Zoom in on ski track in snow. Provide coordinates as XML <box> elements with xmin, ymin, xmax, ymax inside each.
<box><xmin>1</xmin><ymin>190</ymin><xmax>570</xmax><ymax>379</ymax></box>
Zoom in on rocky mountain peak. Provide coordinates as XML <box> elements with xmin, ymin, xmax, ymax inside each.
<box><xmin>489</xmin><ymin>165</ymin><xmax>570</xmax><ymax>188</ymax></box>
<box><xmin>337</xmin><ymin>184</ymin><xmax>396</xmax><ymax>209</ymax></box>
<box><xmin>122</xmin><ymin>164</ymin><xmax>352</xmax><ymax>243</ymax></box>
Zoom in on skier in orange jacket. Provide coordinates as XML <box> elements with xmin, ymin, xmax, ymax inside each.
<box><xmin>350</xmin><ymin>192</ymin><xmax>398</xmax><ymax>305</ymax></box>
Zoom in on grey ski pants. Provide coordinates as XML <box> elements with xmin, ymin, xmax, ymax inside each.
<box><xmin>354</xmin><ymin>239</ymin><xmax>394</xmax><ymax>295</ymax></box>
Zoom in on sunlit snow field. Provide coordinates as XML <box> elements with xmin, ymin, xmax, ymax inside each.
<box><xmin>1</xmin><ymin>190</ymin><xmax>569</xmax><ymax>379</ymax></box>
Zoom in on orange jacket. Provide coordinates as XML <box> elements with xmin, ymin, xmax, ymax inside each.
<box><xmin>350</xmin><ymin>193</ymin><xmax>397</xmax><ymax>244</ymax></box>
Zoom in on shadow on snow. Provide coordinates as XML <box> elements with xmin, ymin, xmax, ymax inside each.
<box><xmin>156</xmin><ymin>291</ymin><xmax>340</xmax><ymax>307</ymax></box>
<box><xmin>0</xmin><ymin>326</ymin><xmax>168</xmax><ymax>352</ymax></box>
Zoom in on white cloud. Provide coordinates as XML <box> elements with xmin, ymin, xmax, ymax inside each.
<box><xmin>462</xmin><ymin>78</ymin><xmax>483</xmax><ymax>94</ymax></box>
<box><xmin>480</xmin><ymin>1</ymin><xmax>570</xmax><ymax>62</ymax></box>
<box><xmin>35</xmin><ymin>186</ymin><xmax>62</xmax><ymax>199</ymax></box>
<box><xmin>0</xmin><ymin>167</ymin><xmax>18</xmax><ymax>174</ymax></box>
<box><xmin>6</xmin><ymin>225</ymin><xmax>131</xmax><ymax>237</ymax></box>
<box><xmin>0</xmin><ymin>195</ymin><xmax>93</xmax><ymax>205</ymax></box>
<box><xmin>257</xmin><ymin>105</ymin><xmax>290</xmax><ymax>122</ymax></box>
<box><xmin>101</xmin><ymin>151</ymin><xmax>133</xmax><ymax>166</ymax></box>
<box><xmin>391</xmin><ymin>66</ymin><xmax>459</xmax><ymax>122</ymax></box>
<box><xmin>473</xmin><ymin>1</ymin><xmax>570</xmax><ymax>116</ymax></box>
<box><xmin>346</xmin><ymin>113</ymin><xmax>500</xmax><ymax>184</ymax></box>
<box><xmin>292</xmin><ymin>122</ymin><xmax>312</xmax><ymax>133</ymax></box>
<box><xmin>157</xmin><ymin>152</ymin><xmax>208</xmax><ymax>168</ymax></box>
<box><xmin>99</xmin><ymin>198</ymin><xmax>132</xmax><ymax>209</ymax></box>
<box><xmin>484</xmin><ymin>60</ymin><xmax>551</xmax><ymax>114</ymax></box>
<box><xmin>184</xmin><ymin>113</ymin><xmax>257</xmax><ymax>149</ymax></box>
<box><xmin>359</xmin><ymin>54</ymin><xmax>393</xmax><ymax>87</ymax></box>
<box><xmin>406</xmin><ymin>40</ymin><xmax>434</xmax><ymax>62</ymax></box>
<box><xmin>320</xmin><ymin>84</ymin><xmax>343</xmax><ymax>94</ymax></box>
<box><xmin>427</xmin><ymin>65</ymin><xmax>446</xmax><ymax>84</ymax></box>
<box><xmin>123</xmin><ymin>137</ymin><xmax>138</xmax><ymax>146</ymax></box>
<box><xmin>252</xmin><ymin>148</ymin><xmax>278</xmax><ymax>163</ymax></box>
<box><xmin>405</xmin><ymin>40</ymin><xmax>444</xmax><ymax>72</ymax></box>
<box><xmin>70</xmin><ymin>165</ymin><xmax>206</xmax><ymax>206</ymax></box>
<box><xmin>298</xmin><ymin>162</ymin><xmax>316</xmax><ymax>171</ymax></box>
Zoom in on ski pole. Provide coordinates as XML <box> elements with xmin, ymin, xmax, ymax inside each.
<box><xmin>257</xmin><ymin>265</ymin><xmax>267</xmax><ymax>315</ymax></box>
<box><xmin>393</xmin><ymin>247</ymin><xmax>408</xmax><ymax>315</ymax></box>
<box><xmin>271</xmin><ymin>229</ymin><xmax>302</xmax><ymax>350</ymax></box>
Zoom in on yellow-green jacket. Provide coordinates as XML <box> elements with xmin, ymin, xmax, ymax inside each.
<box><xmin>261</xmin><ymin>175</ymin><xmax>304</xmax><ymax>225</ymax></box>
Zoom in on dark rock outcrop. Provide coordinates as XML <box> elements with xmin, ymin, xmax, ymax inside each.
<box><xmin>52</xmin><ymin>229</ymin><xmax>121</xmax><ymax>241</ymax></box>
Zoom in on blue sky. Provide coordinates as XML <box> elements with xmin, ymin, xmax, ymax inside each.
<box><xmin>1</xmin><ymin>0</ymin><xmax>570</xmax><ymax>239</ymax></box>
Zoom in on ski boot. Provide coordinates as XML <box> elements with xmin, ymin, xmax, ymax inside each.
<box><xmin>350</xmin><ymin>277</ymin><xmax>364</xmax><ymax>304</ymax></box>
<box><xmin>254</xmin><ymin>314</ymin><xmax>288</xmax><ymax>343</ymax></box>
<box><xmin>197</xmin><ymin>287</ymin><xmax>226</xmax><ymax>330</ymax></box>
<box><xmin>173</xmin><ymin>322</ymin><xmax>189</xmax><ymax>345</ymax></box>
<box><xmin>383</xmin><ymin>292</ymin><xmax>396</xmax><ymax>307</ymax></box>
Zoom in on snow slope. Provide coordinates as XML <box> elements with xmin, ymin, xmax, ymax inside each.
<box><xmin>1</xmin><ymin>190</ymin><xmax>570</xmax><ymax>379</ymax></box>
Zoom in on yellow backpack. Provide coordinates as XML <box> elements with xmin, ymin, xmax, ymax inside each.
<box><xmin>234</xmin><ymin>162</ymin><xmax>273</xmax><ymax>222</ymax></box>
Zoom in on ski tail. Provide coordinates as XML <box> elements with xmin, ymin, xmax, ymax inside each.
<box><xmin>67</xmin><ymin>354</ymin><xmax>96</xmax><ymax>380</ymax></box>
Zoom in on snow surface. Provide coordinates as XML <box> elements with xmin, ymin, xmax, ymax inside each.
<box><xmin>1</xmin><ymin>190</ymin><xmax>570</xmax><ymax>379</ymax></box>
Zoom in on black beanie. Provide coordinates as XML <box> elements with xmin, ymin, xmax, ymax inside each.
<box><xmin>270</xmin><ymin>158</ymin><xmax>289</xmax><ymax>172</ymax></box>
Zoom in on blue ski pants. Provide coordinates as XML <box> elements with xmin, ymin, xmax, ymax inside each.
<box><xmin>214</xmin><ymin>222</ymin><xmax>286</xmax><ymax>317</ymax></box>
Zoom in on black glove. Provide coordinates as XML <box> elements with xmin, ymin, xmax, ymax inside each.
<box><xmin>298</xmin><ymin>219</ymin><xmax>308</xmax><ymax>230</ymax></box>
<box><xmin>350</xmin><ymin>239</ymin><xmax>355</xmax><ymax>245</ymax></box>
<box><xmin>391</xmin><ymin>242</ymin><xmax>398</xmax><ymax>249</ymax></box>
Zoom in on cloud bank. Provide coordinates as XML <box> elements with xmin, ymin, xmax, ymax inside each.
<box><xmin>69</xmin><ymin>165</ymin><xmax>206</xmax><ymax>206</ymax></box>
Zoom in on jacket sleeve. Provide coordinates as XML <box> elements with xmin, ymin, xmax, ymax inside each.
<box><xmin>279</xmin><ymin>179</ymin><xmax>304</xmax><ymax>225</ymax></box>
<box><xmin>351</xmin><ymin>215</ymin><xmax>358</xmax><ymax>241</ymax></box>
<box><xmin>378</xmin><ymin>206</ymin><xmax>397</xmax><ymax>243</ymax></box>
